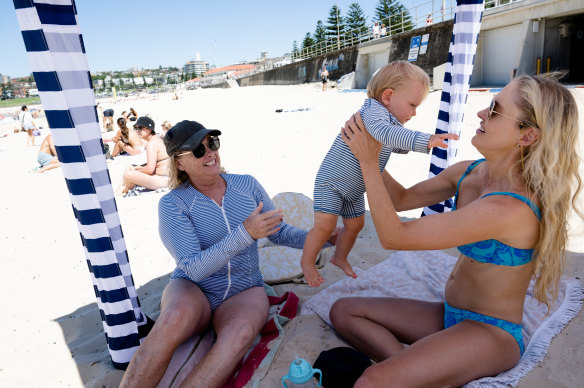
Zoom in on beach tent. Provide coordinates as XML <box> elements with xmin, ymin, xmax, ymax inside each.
<box><xmin>13</xmin><ymin>0</ymin><xmax>152</xmax><ymax>370</ymax></box>
<box><xmin>12</xmin><ymin>0</ymin><xmax>483</xmax><ymax>370</ymax></box>
<box><xmin>423</xmin><ymin>0</ymin><xmax>484</xmax><ymax>216</ymax></box>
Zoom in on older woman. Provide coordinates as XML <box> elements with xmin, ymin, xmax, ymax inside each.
<box><xmin>120</xmin><ymin>120</ymin><xmax>335</xmax><ymax>387</ymax></box>
<box><xmin>331</xmin><ymin>74</ymin><xmax>582</xmax><ymax>386</ymax></box>
<box><xmin>115</xmin><ymin>116</ymin><xmax>169</xmax><ymax>196</ymax></box>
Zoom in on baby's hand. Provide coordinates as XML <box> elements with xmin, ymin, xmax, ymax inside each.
<box><xmin>428</xmin><ymin>133</ymin><xmax>459</xmax><ymax>149</ymax></box>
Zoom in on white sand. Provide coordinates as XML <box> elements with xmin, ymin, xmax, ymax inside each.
<box><xmin>0</xmin><ymin>84</ymin><xmax>582</xmax><ymax>387</ymax></box>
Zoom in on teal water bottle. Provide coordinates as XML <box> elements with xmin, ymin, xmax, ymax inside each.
<box><xmin>281</xmin><ymin>357</ymin><xmax>322</xmax><ymax>388</ymax></box>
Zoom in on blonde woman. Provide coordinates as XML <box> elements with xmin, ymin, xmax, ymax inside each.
<box><xmin>160</xmin><ymin>120</ymin><xmax>172</xmax><ymax>138</ymax></box>
<box><xmin>120</xmin><ymin>121</ymin><xmax>337</xmax><ymax>387</ymax></box>
<box><xmin>331</xmin><ymin>74</ymin><xmax>582</xmax><ymax>386</ymax></box>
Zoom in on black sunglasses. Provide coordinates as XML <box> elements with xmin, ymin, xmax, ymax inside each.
<box><xmin>178</xmin><ymin>136</ymin><xmax>220</xmax><ymax>158</ymax></box>
<box><xmin>134</xmin><ymin>125</ymin><xmax>146</xmax><ymax>131</ymax></box>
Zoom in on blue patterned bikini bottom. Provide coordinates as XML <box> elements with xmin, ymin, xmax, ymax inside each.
<box><xmin>444</xmin><ymin>302</ymin><xmax>524</xmax><ymax>355</ymax></box>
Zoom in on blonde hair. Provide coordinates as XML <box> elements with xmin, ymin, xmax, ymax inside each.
<box><xmin>162</xmin><ymin>121</ymin><xmax>172</xmax><ymax>130</ymax></box>
<box><xmin>517</xmin><ymin>74</ymin><xmax>583</xmax><ymax>310</ymax></box>
<box><xmin>366</xmin><ymin>60</ymin><xmax>430</xmax><ymax>101</ymax></box>
<box><xmin>168</xmin><ymin>154</ymin><xmax>190</xmax><ymax>190</ymax></box>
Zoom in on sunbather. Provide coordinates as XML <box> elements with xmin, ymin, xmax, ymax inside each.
<box><xmin>115</xmin><ymin>116</ymin><xmax>169</xmax><ymax>196</ymax></box>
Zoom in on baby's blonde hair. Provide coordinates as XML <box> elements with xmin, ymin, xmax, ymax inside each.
<box><xmin>366</xmin><ymin>60</ymin><xmax>430</xmax><ymax>101</ymax></box>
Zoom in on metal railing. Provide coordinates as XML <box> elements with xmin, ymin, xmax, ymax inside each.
<box><xmin>288</xmin><ymin>0</ymin><xmax>457</xmax><ymax>62</ymax></box>
<box><xmin>221</xmin><ymin>0</ymin><xmax>527</xmax><ymax>86</ymax></box>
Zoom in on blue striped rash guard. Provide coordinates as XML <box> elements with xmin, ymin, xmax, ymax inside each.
<box><xmin>159</xmin><ymin>173</ymin><xmax>306</xmax><ymax>310</ymax></box>
<box><xmin>315</xmin><ymin>98</ymin><xmax>431</xmax><ymax>200</ymax></box>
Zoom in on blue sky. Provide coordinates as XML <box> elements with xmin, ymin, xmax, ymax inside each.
<box><xmin>1</xmin><ymin>0</ymin><xmax>426</xmax><ymax>78</ymax></box>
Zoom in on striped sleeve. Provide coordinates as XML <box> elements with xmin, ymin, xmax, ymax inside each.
<box><xmin>360</xmin><ymin>99</ymin><xmax>431</xmax><ymax>154</ymax></box>
<box><xmin>158</xmin><ymin>194</ymin><xmax>254</xmax><ymax>282</ymax></box>
<box><xmin>249</xmin><ymin>176</ymin><xmax>307</xmax><ymax>249</ymax></box>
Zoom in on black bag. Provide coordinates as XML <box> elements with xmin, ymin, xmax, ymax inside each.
<box><xmin>313</xmin><ymin>347</ymin><xmax>372</xmax><ymax>388</ymax></box>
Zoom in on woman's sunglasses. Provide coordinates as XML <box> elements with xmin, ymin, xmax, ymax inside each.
<box><xmin>488</xmin><ymin>98</ymin><xmax>535</xmax><ymax>130</ymax></box>
<box><xmin>177</xmin><ymin>136</ymin><xmax>220</xmax><ymax>158</ymax></box>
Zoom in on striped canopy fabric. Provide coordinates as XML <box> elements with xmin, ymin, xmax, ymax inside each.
<box><xmin>422</xmin><ymin>0</ymin><xmax>484</xmax><ymax>216</ymax></box>
<box><xmin>13</xmin><ymin>0</ymin><xmax>152</xmax><ymax>369</ymax></box>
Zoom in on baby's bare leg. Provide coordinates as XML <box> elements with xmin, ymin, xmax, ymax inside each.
<box><xmin>331</xmin><ymin>215</ymin><xmax>364</xmax><ymax>278</ymax></box>
<box><xmin>300</xmin><ymin>212</ymin><xmax>338</xmax><ymax>287</ymax></box>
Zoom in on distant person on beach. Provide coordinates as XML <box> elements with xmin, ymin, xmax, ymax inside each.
<box><xmin>35</xmin><ymin>134</ymin><xmax>60</xmax><ymax>173</ymax></box>
<box><xmin>128</xmin><ymin>108</ymin><xmax>138</xmax><ymax>121</ymax></box>
<box><xmin>19</xmin><ymin>105</ymin><xmax>38</xmax><ymax>146</ymax></box>
<box><xmin>380</xmin><ymin>23</ymin><xmax>387</xmax><ymax>37</ymax></box>
<box><xmin>109</xmin><ymin>117</ymin><xmax>144</xmax><ymax>158</ymax></box>
<box><xmin>331</xmin><ymin>74</ymin><xmax>583</xmax><ymax>386</ymax></box>
<box><xmin>372</xmin><ymin>21</ymin><xmax>380</xmax><ymax>39</ymax></box>
<box><xmin>300</xmin><ymin>61</ymin><xmax>458</xmax><ymax>287</ymax></box>
<box><xmin>160</xmin><ymin>120</ymin><xmax>172</xmax><ymax>138</ymax></box>
<box><xmin>102</xmin><ymin>106</ymin><xmax>114</xmax><ymax>131</ymax></box>
<box><xmin>119</xmin><ymin>120</ymin><xmax>338</xmax><ymax>387</ymax></box>
<box><xmin>321</xmin><ymin>66</ymin><xmax>329</xmax><ymax>91</ymax></box>
<box><xmin>115</xmin><ymin>116</ymin><xmax>169</xmax><ymax>196</ymax></box>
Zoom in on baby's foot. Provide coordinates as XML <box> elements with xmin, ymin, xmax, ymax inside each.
<box><xmin>331</xmin><ymin>257</ymin><xmax>357</xmax><ymax>278</ymax></box>
<box><xmin>301</xmin><ymin>262</ymin><xmax>325</xmax><ymax>287</ymax></box>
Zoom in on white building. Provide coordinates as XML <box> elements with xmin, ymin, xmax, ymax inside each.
<box><xmin>184</xmin><ymin>60</ymin><xmax>210</xmax><ymax>76</ymax></box>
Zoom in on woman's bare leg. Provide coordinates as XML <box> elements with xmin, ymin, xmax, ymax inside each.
<box><xmin>120</xmin><ymin>279</ymin><xmax>211</xmax><ymax>388</ymax></box>
<box><xmin>330</xmin><ymin>297</ymin><xmax>444</xmax><ymax>361</ymax></box>
<box><xmin>355</xmin><ymin>320</ymin><xmax>521</xmax><ymax>387</ymax></box>
<box><xmin>178</xmin><ymin>286</ymin><xmax>269</xmax><ymax>388</ymax></box>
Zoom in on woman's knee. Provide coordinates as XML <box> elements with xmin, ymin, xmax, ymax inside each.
<box><xmin>330</xmin><ymin>298</ymin><xmax>354</xmax><ymax>330</ymax></box>
<box><xmin>354</xmin><ymin>364</ymin><xmax>387</xmax><ymax>388</ymax></box>
<box><xmin>156</xmin><ymin>303</ymin><xmax>203</xmax><ymax>336</ymax></box>
<box><xmin>216</xmin><ymin>319</ymin><xmax>258</xmax><ymax>351</ymax></box>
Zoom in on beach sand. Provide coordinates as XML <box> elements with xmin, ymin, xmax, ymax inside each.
<box><xmin>0</xmin><ymin>84</ymin><xmax>582</xmax><ymax>387</ymax></box>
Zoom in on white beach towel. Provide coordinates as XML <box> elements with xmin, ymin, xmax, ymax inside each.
<box><xmin>301</xmin><ymin>250</ymin><xmax>584</xmax><ymax>387</ymax></box>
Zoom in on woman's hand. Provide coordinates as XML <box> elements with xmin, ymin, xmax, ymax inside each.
<box><xmin>244</xmin><ymin>202</ymin><xmax>283</xmax><ymax>240</ymax></box>
<box><xmin>341</xmin><ymin>112</ymin><xmax>382</xmax><ymax>165</ymax></box>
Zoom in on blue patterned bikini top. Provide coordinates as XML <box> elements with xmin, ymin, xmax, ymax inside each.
<box><xmin>453</xmin><ymin>159</ymin><xmax>541</xmax><ymax>266</ymax></box>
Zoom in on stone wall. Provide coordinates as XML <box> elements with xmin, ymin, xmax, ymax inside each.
<box><xmin>238</xmin><ymin>20</ymin><xmax>453</xmax><ymax>87</ymax></box>
<box><xmin>238</xmin><ymin>48</ymin><xmax>359</xmax><ymax>87</ymax></box>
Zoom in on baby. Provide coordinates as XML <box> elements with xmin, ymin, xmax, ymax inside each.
<box><xmin>301</xmin><ymin>60</ymin><xmax>457</xmax><ymax>287</ymax></box>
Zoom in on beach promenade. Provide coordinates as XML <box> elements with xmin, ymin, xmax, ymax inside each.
<box><xmin>0</xmin><ymin>84</ymin><xmax>582</xmax><ymax>387</ymax></box>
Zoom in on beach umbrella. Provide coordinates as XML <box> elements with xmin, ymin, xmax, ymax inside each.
<box><xmin>422</xmin><ymin>0</ymin><xmax>484</xmax><ymax>216</ymax></box>
<box><xmin>13</xmin><ymin>0</ymin><xmax>152</xmax><ymax>369</ymax></box>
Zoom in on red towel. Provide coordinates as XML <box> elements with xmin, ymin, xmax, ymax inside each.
<box><xmin>158</xmin><ymin>291</ymin><xmax>299</xmax><ymax>388</ymax></box>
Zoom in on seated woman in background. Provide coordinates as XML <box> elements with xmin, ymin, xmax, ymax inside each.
<box><xmin>109</xmin><ymin>117</ymin><xmax>144</xmax><ymax>158</ymax></box>
<box><xmin>160</xmin><ymin>120</ymin><xmax>172</xmax><ymax>138</ymax></box>
<box><xmin>331</xmin><ymin>74</ymin><xmax>582</xmax><ymax>387</ymax></box>
<box><xmin>115</xmin><ymin>116</ymin><xmax>169</xmax><ymax>196</ymax></box>
<box><xmin>127</xmin><ymin>108</ymin><xmax>138</xmax><ymax>121</ymax></box>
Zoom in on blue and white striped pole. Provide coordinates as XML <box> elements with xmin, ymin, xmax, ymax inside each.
<box><xmin>13</xmin><ymin>0</ymin><xmax>152</xmax><ymax>369</ymax></box>
<box><xmin>422</xmin><ymin>0</ymin><xmax>484</xmax><ymax>216</ymax></box>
